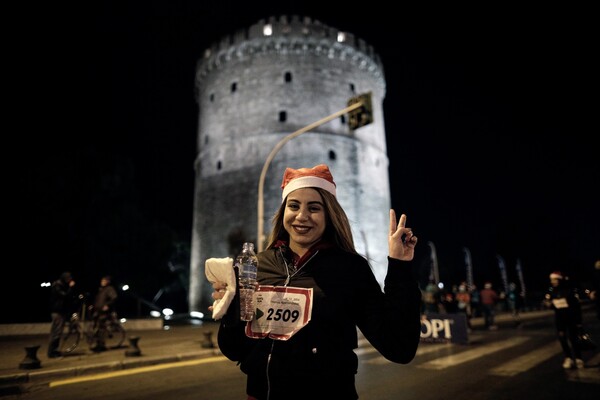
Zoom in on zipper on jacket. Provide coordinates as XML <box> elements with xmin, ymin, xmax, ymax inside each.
<box><xmin>266</xmin><ymin>339</ymin><xmax>275</xmax><ymax>400</ymax></box>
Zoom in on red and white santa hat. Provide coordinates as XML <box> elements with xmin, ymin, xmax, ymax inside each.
<box><xmin>281</xmin><ymin>164</ymin><xmax>337</xmax><ymax>200</ymax></box>
<box><xmin>549</xmin><ymin>271</ymin><xmax>563</xmax><ymax>280</ymax></box>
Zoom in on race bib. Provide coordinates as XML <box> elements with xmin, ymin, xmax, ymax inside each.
<box><xmin>552</xmin><ymin>298</ymin><xmax>568</xmax><ymax>309</ymax></box>
<box><xmin>245</xmin><ymin>285</ymin><xmax>313</xmax><ymax>340</ymax></box>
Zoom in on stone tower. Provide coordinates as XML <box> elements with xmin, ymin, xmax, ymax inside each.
<box><xmin>190</xmin><ymin>15</ymin><xmax>390</xmax><ymax>314</ymax></box>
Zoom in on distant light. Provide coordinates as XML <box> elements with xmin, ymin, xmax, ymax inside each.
<box><xmin>337</xmin><ymin>32</ymin><xmax>346</xmax><ymax>42</ymax></box>
<box><xmin>190</xmin><ymin>311</ymin><xmax>204</xmax><ymax>319</ymax></box>
<box><xmin>162</xmin><ymin>308</ymin><xmax>174</xmax><ymax>317</ymax></box>
<box><xmin>263</xmin><ymin>24</ymin><xmax>273</xmax><ymax>36</ymax></box>
<box><xmin>121</xmin><ymin>284</ymin><xmax>129</xmax><ymax>291</ymax></box>
<box><xmin>149</xmin><ymin>310</ymin><xmax>161</xmax><ymax>318</ymax></box>
<box><xmin>438</xmin><ymin>282</ymin><xmax>445</xmax><ymax>290</ymax></box>
<box><xmin>40</xmin><ymin>282</ymin><xmax>51</xmax><ymax>288</ymax></box>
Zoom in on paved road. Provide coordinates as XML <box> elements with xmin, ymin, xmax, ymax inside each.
<box><xmin>1</xmin><ymin>308</ymin><xmax>596</xmax><ymax>397</ymax></box>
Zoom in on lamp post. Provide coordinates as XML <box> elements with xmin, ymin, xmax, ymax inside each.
<box><xmin>256</xmin><ymin>94</ymin><xmax>372</xmax><ymax>251</ymax></box>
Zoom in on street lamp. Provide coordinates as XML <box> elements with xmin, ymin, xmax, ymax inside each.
<box><xmin>256</xmin><ymin>93</ymin><xmax>373</xmax><ymax>251</ymax></box>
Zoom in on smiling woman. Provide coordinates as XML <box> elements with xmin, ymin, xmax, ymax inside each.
<box><xmin>208</xmin><ymin>164</ymin><xmax>421</xmax><ymax>399</ymax></box>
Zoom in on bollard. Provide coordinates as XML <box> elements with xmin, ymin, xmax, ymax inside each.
<box><xmin>201</xmin><ymin>331</ymin><xmax>214</xmax><ymax>348</ymax></box>
<box><xmin>19</xmin><ymin>345</ymin><xmax>42</xmax><ymax>370</ymax></box>
<box><xmin>125</xmin><ymin>336</ymin><xmax>142</xmax><ymax>357</ymax></box>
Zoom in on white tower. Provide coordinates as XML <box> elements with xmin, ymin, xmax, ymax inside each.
<box><xmin>190</xmin><ymin>15</ymin><xmax>390</xmax><ymax>313</ymax></box>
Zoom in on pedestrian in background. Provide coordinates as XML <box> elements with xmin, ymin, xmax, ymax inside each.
<box><xmin>209</xmin><ymin>164</ymin><xmax>421</xmax><ymax>400</ymax></box>
<box><xmin>90</xmin><ymin>275</ymin><xmax>118</xmax><ymax>352</ymax></box>
<box><xmin>543</xmin><ymin>271</ymin><xmax>584</xmax><ymax>369</ymax></box>
<box><xmin>469</xmin><ymin>283</ymin><xmax>481</xmax><ymax>318</ymax></box>
<box><xmin>455</xmin><ymin>282</ymin><xmax>472</xmax><ymax>329</ymax></box>
<box><xmin>422</xmin><ymin>279</ymin><xmax>440</xmax><ymax>314</ymax></box>
<box><xmin>47</xmin><ymin>271</ymin><xmax>77</xmax><ymax>358</ymax></box>
<box><xmin>480</xmin><ymin>281</ymin><xmax>499</xmax><ymax>330</ymax></box>
<box><xmin>506</xmin><ymin>282</ymin><xmax>522</xmax><ymax>326</ymax></box>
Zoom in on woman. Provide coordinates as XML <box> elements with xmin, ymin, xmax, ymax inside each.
<box><xmin>210</xmin><ymin>164</ymin><xmax>422</xmax><ymax>399</ymax></box>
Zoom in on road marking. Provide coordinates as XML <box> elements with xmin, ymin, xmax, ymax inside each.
<box><xmin>417</xmin><ymin>336</ymin><xmax>530</xmax><ymax>370</ymax></box>
<box><xmin>49</xmin><ymin>355</ymin><xmax>228</xmax><ymax>387</ymax></box>
<box><xmin>566</xmin><ymin>352</ymin><xmax>600</xmax><ymax>384</ymax></box>
<box><xmin>566</xmin><ymin>367</ymin><xmax>600</xmax><ymax>384</ymax></box>
<box><xmin>489</xmin><ymin>342</ymin><xmax>561</xmax><ymax>376</ymax></box>
<box><xmin>360</xmin><ymin>341</ymin><xmax>453</xmax><ymax>364</ymax></box>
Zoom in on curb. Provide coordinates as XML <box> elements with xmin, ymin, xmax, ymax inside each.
<box><xmin>0</xmin><ymin>347</ymin><xmax>222</xmax><ymax>390</ymax></box>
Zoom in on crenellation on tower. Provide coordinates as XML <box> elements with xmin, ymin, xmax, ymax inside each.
<box><xmin>196</xmin><ymin>17</ymin><xmax>384</xmax><ymax>88</ymax></box>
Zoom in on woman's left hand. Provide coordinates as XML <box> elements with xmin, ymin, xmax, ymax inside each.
<box><xmin>389</xmin><ymin>209</ymin><xmax>418</xmax><ymax>261</ymax></box>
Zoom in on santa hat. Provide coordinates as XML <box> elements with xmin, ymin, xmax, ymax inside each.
<box><xmin>549</xmin><ymin>271</ymin><xmax>563</xmax><ymax>280</ymax></box>
<box><xmin>281</xmin><ymin>164</ymin><xmax>337</xmax><ymax>200</ymax></box>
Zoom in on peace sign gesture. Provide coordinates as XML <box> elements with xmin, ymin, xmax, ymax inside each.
<box><xmin>389</xmin><ymin>209</ymin><xmax>418</xmax><ymax>261</ymax></box>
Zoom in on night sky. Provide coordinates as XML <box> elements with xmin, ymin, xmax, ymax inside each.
<box><xmin>13</xmin><ymin>2</ymin><xmax>597</xmax><ymax>322</ymax></box>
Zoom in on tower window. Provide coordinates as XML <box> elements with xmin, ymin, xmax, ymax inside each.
<box><xmin>284</xmin><ymin>72</ymin><xmax>292</xmax><ymax>83</ymax></box>
<box><xmin>217</xmin><ymin>161</ymin><xmax>222</xmax><ymax>170</ymax></box>
<box><xmin>340</xmin><ymin>115</ymin><xmax>346</xmax><ymax>124</ymax></box>
<box><xmin>204</xmin><ymin>136</ymin><xmax>209</xmax><ymax>145</ymax></box>
<box><xmin>279</xmin><ymin>111</ymin><xmax>287</xmax><ymax>122</ymax></box>
<box><xmin>231</xmin><ymin>82</ymin><xmax>237</xmax><ymax>93</ymax></box>
<box><xmin>328</xmin><ymin>150</ymin><xmax>336</xmax><ymax>160</ymax></box>
<box><xmin>209</xmin><ymin>93</ymin><xmax>214</xmax><ymax>102</ymax></box>
<box><xmin>349</xmin><ymin>83</ymin><xmax>355</xmax><ymax>93</ymax></box>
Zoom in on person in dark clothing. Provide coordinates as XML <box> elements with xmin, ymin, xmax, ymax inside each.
<box><xmin>47</xmin><ymin>271</ymin><xmax>77</xmax><ymax>358</ymax></box>
<box><xmin>208</xmin><ymin>164</ymin><xmax>422</xmax><ymax>400</ymax></box>
<box><xmin>90</xmin><ymin>275</ymin><xmax>118</xmax><ymax>351</ymax></box>
<box><xmin>543</xmin><ymin>271</ymin><xmax>584</xmax><ymax>369</ymax></box>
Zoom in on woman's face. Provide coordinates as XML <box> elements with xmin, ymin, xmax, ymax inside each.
<box><xmin>283</xmin><ymin>188</ymin><xmax>327</xmax><ymax>255</ymax></box>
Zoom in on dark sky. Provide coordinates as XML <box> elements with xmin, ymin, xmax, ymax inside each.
<box><xmin>16</xmin><ymin>1</ymin><xmax>598</xmax><ymax>310</ymax></box>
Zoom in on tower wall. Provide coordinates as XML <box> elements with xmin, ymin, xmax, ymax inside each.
<box><xmin>190</xmin><ymin>15</ymin><xmax>391</xmax><ymax>313</ymax></box>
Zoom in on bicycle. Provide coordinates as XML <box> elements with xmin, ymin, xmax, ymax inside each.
<box><xmin>61</xmin><ymin>294</ymin><xmax>127</xmax><ymax>353</ymax></box>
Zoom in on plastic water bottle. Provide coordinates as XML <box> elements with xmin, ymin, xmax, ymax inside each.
<box><xmin>237</xmin><ymin>242</ymin><xmax>258</xmax><ymax>321</ymax></box>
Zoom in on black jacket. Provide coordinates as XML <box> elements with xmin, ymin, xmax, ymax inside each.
<box><xmin>218</xmin><ymin>246</ymin><xmax>422</xmax><ymax>399</ymax></box>
<box><xmin>50</xmin><ymin>278</ymin><xmax>76</xmax><ymax>316</ymax></box>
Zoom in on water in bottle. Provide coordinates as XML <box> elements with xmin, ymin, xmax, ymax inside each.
<box><xmin>237</xmin><ymin>242</ymin><xmax>258</xmax><ymax>321</ymax></box>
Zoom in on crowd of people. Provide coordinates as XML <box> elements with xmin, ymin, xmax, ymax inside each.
<box><xmin>421</xmin><ymin>279</ymin><xmax>521</xmax><ymax>330</ymax></box>
<box><xmin>420</xmin><ymin>263</ymin><xmax>598</xmax><ymax>370</ymax></box>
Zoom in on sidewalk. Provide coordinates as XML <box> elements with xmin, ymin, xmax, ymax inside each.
<box><xmin>0</xmin><ymin>320</ymin><xmax>221</xmax><ymax>393</ymax></box>
<box><xmin>0</xmin><ymin>310</ymin><xmax>556</xmax><ymax>393</ymax></box>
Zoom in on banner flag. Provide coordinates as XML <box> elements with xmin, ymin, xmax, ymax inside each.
<box><xmin>463</xmin><ymin>247</ymin><xmax>473</xmax><ymax>290</ymax></box>
<box><xmin>428</xmin><ymin>241</ymin><xmax>439</xmax><ymax>284</ymax></box>
<box><xmin>515</xmin><ymin>258</ymin><xmax>526</xmax><ymax>297</ymax></box>
<box><xmin>497</xmin><ymin>254</ymin><xmax>509</xmax><ymax>294</ymax></box>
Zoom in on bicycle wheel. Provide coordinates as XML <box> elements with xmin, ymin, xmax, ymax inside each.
<box><xmin>84</xmin><ymin>320</ymin><xmax>97</xmax><ymax>349</ymax></box>
<box><xmin>61</xmin><ymin>321</ymin><xmax>81</xmax><ymax>354</ymax></box>
<box><xmin>103</xmin><ymin>321</ymin><xmax>126</xmax><ymax>349</ymax></box>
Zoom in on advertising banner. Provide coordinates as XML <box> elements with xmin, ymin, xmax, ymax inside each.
<box><xmin>420</xmin><ymin>313</ymin><xmax>469</xmax><ymax>345</ymax></box>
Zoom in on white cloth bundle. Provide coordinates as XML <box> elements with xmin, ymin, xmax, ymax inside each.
<box><xmin>204</xmin><ymin>257</ymin><xmax>236</xmax><ymax>320</ymax></box>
